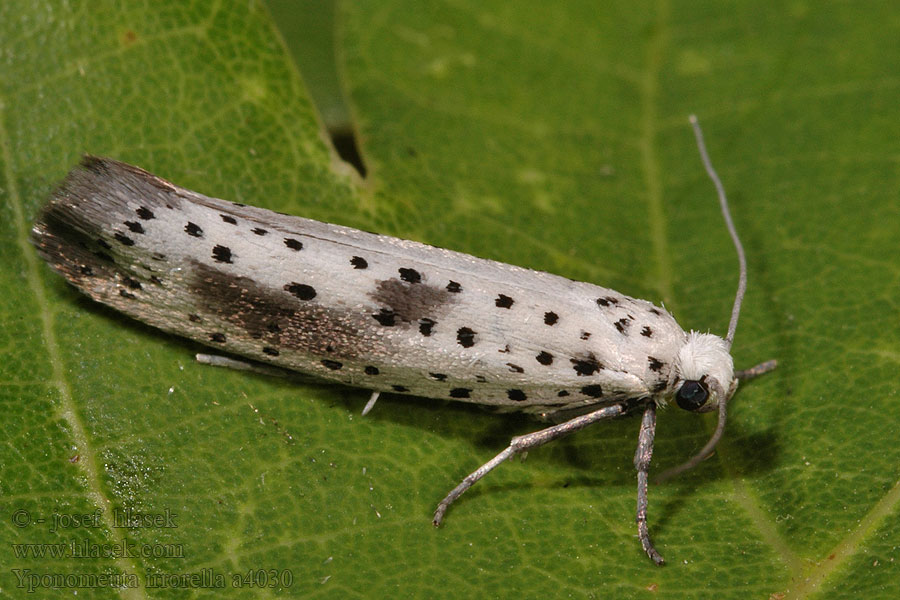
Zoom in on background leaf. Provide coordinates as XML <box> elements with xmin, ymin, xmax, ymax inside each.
<box><xmin>2</xmin><ymin>1</ymin><xmax>898</xmax><ymax>598</ymax></box>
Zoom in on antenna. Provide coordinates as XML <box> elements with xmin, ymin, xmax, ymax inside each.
<box><xmin>689</xmin><ymin>114</ymin><xmax>747</xmax><ymax>348</ymax></box>
<box><xmin>657</xmin><ymin>115</ymin><xmax>747</xmax><ymax>483</ymax></box>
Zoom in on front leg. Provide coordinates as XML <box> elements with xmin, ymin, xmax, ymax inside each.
<box><xmin>433</xmin><ymin>400</ymin><xmax>637</xmax><ymax>525</ymax></box>
<box><xmin>634</xmin><ymin>401</ymin><xmax>664</xmax><ymax>565</ymax></box>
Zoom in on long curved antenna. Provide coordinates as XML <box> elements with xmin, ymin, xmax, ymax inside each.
<box><xmin>656</xmin><ymin>395</ymin><xmax>728</xmax><ymax>482</ymax></box>
<box><xmin>657</xmin><ymin>115</ymin><xmax>746</xmax><ymax>482</ymax></box>
<box><xmin>657</xmin><ymin>360</ymin><xmax>776</xmax><ymax>482</ymax></box>
<box><xmin>689</xmin><ymin>114</ymin><xmax>746</xmax><ymax>348</ymax></box>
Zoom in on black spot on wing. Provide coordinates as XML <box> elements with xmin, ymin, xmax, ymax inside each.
<box><xmin>372</xmin><ymin>309</ymin><xmax>397</xmax><ymax>326</ymax></box>
<box><xmin>571</xmin><ymin>354</ymin><xmax>602</xmax><ymax>376</ymax></box>
<box><xmin>113</xmin><ymin>232</ymin><xmax>134</xmax><ymax>246</ymax></box>
<box><xmin>456</xmin><ymin>327</ymin><xmax>476</xmax><ymax>348</ymax></box>
<box><xmin>185</xmin><ymin>222</ymin><xmax>203</xmax><ymax>237</ymax></box>
<box><xmin>399</xmin><ymin>267</ymin><xmax>421</xmax><ymax>283</ymax></box>
<box><xmin>418</xmin><ymin>318</ymin><xmax>435</xmax><ymax>336</ymax></box>
<box><xmin>212</xmin><ymin>245</ymin><xmax>233</xmax><ymax>263</ymax></box>
<box><xmin>507</xmin><ymin>389</ymin><xmax>527</xmax><ymax>401</ymax></box>
<box><xmin>536</xmin><ymin>351</ymin><xmax>553</xmax><ymax>365</ymax></box>
<box><xmin>614</xmin><ymin>317</ymin><xmax>631</xmax><ymax>334</ymax></box>
<box><xmin>284</xmin><ymin>238</ymin><xmax>303</xmax><ymax>251</ymax></box>
<box><xmin>136</xmin><ymin>206</ymin><xmax>155</xmax><ymax>220</ymax></box>
<box><xmin>495</xmin><ymin>294</ymin><xmax>514</xmax><ymax>308</ymax></box>
<box><xmin>596</xmin><ymin>296</ymin><xmax>619</xmax><ymax>308</ymax></box>
<box><xmin>284</xmin><ymin>282</ymin><xmax>317</xmax><ymax>301</ymax></box>
<box><xmin>581</xmin><ymin>385</ymin><xmax>604</xmax><ymax>398</ymax></box>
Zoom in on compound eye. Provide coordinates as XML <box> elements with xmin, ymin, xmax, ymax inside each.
<box><xmin>676</xmin><ymin>380</ymin><xmax>709</xmax><ymax>411</ymax></box>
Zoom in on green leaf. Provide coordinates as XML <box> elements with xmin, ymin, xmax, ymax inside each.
<box><xmin>2</xmin><ymin>1</ymin><xmax>898</xmax><ymax>598</ymax></box>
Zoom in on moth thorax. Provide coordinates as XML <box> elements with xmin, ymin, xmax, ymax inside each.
<box><xmin>673</xmin><ymin>332</ymin><xmax>735</xmax><ymax>412</ymax></box>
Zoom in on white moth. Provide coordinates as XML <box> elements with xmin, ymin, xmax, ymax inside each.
<box><xmin>31</xmin><ymin>116</ymin><xmax>773</xmax><ymax>564</ymax></box>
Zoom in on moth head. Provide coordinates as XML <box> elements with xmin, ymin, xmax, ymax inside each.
<box><xmin>672</xmin><ymin>331</ymin><xmax>735</xmax><ymax>413</ymax></box>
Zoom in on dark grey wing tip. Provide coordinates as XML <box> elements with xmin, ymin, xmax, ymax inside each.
<box><xmin>42</xmin><ymin>156</ymin><xmax>180</xmax><ymax>219</ymax></box>
<box><xmin>51</xmin><ymin>156</ymin><xmax>179</xmax><ymax>206</ymax></box>
<box><xmin>30</xmin><ymin>156</ymin><xmax>165</xmax><ymax>283</ymax></box>
<box><xmin>78</xmin><ymin>154</ymin><xmax>113</xmax><ymax>173</ymax></box>
<box><xmin>76</xmin><ymin>155</ymin><xmax>165</xmax><ymax>183</ymax></box>
<box><xmin>37</xmin><ymin>156</ymin><xmax>126</xmax><ymax>215</ymax></box>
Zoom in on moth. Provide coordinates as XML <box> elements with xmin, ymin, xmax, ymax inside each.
<box><xmin>31</xmin><ymin>116</ymin><xmax>773</xmax><ymax>564</ymax></box>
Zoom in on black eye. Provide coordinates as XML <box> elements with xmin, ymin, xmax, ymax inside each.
<box><xmin>676</xmin><ymin>380</ymin><xmax>709</xmax><ymax>411</ymax></box>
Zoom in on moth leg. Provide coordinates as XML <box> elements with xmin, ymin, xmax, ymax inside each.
<box><xmin>195</xmin><ymin>353</ymin><xmax>292</xmax><ymax>378</ymax></box>
<box><xmin>362</xmin><ymin>391</ymin><xmax>380</xmax><ymax>416</ymax></box>
<box><xmin>634</xmin><ymin>402</ymin><xmax>665</xmax><ymax>565</ymax></box>
<box><xmin>735</xmin><ymin>359</ymin><xmax>778</xmax><ymax>380</ymax></box>
<box><xmin>433</xmin><ymin>400</ymin><xmax>633</xmax><ymax>527</ymax></box>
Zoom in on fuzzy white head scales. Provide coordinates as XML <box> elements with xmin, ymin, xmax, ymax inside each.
<box><xmin>674</xmin><ymin>331</ymin><xmax>735</xmax><ymax>411</ymax></box>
